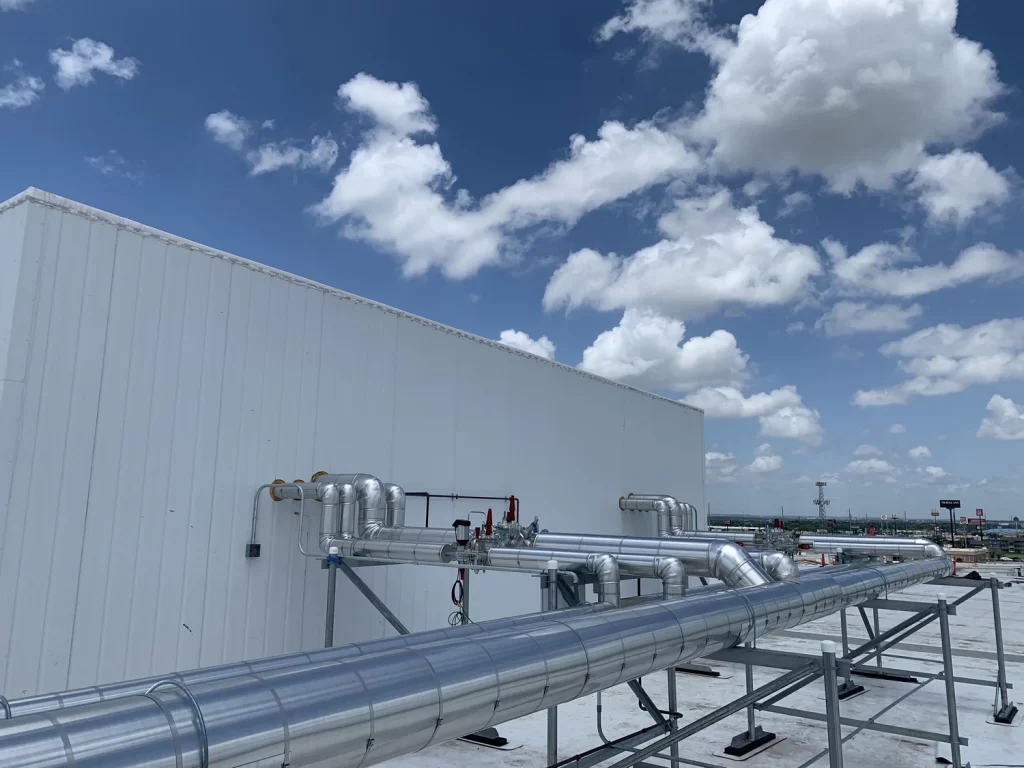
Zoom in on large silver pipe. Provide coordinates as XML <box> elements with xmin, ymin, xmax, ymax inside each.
<box><xmin>312</xmin><ymin>472</ymin><xmax>386</xmax><ymax>535</ymax></box>
<box><xmin>1</xmin><ymin>602</ymin><xmax>612</xmax><ymax>719</ymax></box>
<box><xmin>327</xmin><ymin>538</ymin><xmax>455</xmax><ymax>564</ymax></box>
<box><xmin>798</xmin><ymin>534</ymin><xmax>944</xmax><ymax>560</ymax></box>
<box><xmin>749</xmin><ymin>550</ymin><xmax>801</xmax><ymax>582</ymax></box>
<box><xmin>535</xmin><ymin>532</ymin><xmax>771</xmax><ymax>588</ymax></box>
<box><xmin>0</xmin><ymin>559</ymin><xmax>952</xmax><ymax>767</ymax></box>
<box><xmin>619</xmin><ymin>495</ymin><xmax>673</xmax><ymax>536</ymax></box>
<box><xmin>370</xmin><ymin>525</ymin><xmax>456</xmax><ymax>544</ymax></box>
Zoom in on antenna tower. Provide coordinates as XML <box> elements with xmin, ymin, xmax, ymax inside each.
<box><xmin>814</xmin><ymin>481</ymin><xmax>830</xmax><ymax>520</ymax></box>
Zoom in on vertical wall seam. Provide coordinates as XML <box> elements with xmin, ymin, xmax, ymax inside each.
<box><xmin>64</xmin><ymin>225</ymin><xmax>120</xmax><ymax>690</ymax></box>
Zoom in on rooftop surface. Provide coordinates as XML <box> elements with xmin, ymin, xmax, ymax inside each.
<box><xmin>391</xmin><ymin>572</ymin><xmax>1024</xmax><ymax>767</ymax></box>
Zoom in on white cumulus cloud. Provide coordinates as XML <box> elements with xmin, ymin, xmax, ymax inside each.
<box><xmin>977</xmin><ymin>395</ymin><xmax>1024</xmax><ymax>440</ymax></box>
<box><xmin>910</xmin><ymin>150</ymin><xmax>1011</xmax><ymax>224</ymax></box>
<box><xmin>0</xmin><ymin>60</ymin><xmax>43</xmax><ymax>109</ymax></box>
<box><xmin>1</xmin><ymin>0</ymin><xmax>39</xmax><ymax>10</ymax></box>
<box><xmin>889</xmin><ymin>423</ymin><xmax>907</xmax><ymax>434</ymax></box>
<box><xmin>497</xmin><ymin>330</ymin><xmax>556</xmax><ymax>360</ymax></box>
<box><xmin>846</xmin><ymin>458</ymin><xmax>896</xmax><ymax>475</ymax></box>
<box><xmin>817</xmin><ymin>301</ymin><xmax>923</xmax><ymax>336</ymax></box>
<box><xmin>919</xmin><ymin>465</ymin><xmax>948</xmax><ymax>480</ymax></box>
<box><xmin>826</xmin><ymin>239</ymin><xmax>1024</xmax><ymax>298</ymax></box>
<box><xmin>684</xmin><ymin>385</ymin><xmax>823</xmax><ymax>445</ymax></box>
<box><xmin>908</xmin><ymin>445</ymin><xmax>931</xmax><ymax>459</ymax></box>
<box><xmin>205</xmin><ymin>110</ymin><xmax>251</xmax><ymax>151</ymax></box>
<box><xmin>854</xmin><ymin>318</ymin><xmax>1024</xmax><ymax>406</ymax></box>
<box><xmin>706</xmin><ymin>450</ymin><xmax>739</xmax><ymax>483</ymax></box>
<box><xmin>854</xmin><ymin>444</ymin><xmax>880</xmax><ymax>456</ymax></box>
<box><xmin>49</xmin><ymin>38</ymin><xmax>139</xmax><ymax>90</ymax></box>
<box><xmin>686</xmin><ymin>0</ymin><xmax>1005</xmax><ymax>193</ymax></box>
<box><xmin>578</xmin><ymin>309</ymin><xmax>748</xmax><ymax>391</ymax></box>
<box><xmin>543</xmin><ymin>189</ymin><xmax>820</xmax><ymax>318</ymax></box>
<box><xmin>315</xmin><ymin>74</ymin><xmax>701</xmax><ymax>279</ymax></box>
<box><xmin>748</xmin><ymin>443</ymin><xmax>783</xmax><ymax>473</ymax></box>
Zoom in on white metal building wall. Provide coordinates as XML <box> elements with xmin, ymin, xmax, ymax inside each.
<box><xmin>0</xmin><ymin>188</ymin><xmax>706</xmax><ymax>699</ymax></box>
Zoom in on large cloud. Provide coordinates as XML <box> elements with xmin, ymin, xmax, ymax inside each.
<box><xmin>977</xmin><ymin>395</ymin><xmax>1024</xmax><ymax>440</ymax></box>
<box><xmin>49</xmin><ymin>39</ymin><xmax>139</xmax><ymax>90</ymax></box>
<box><xmin>688</xmin><ymin>0</ymin><xmax>1005</xmax><ymax>193</ymax></box>
<box><xmin>578</xmin><ymin>309</ymin><xmax>748</xmax><ymax>391</ymax></box>
<box><xmin>543</xmin><ymin>190</ymin><xmax>820</xmax><ymax>317</ymax></box>
<box><xmin>684</xmin><ymin>385</ymin><xmax>824</xmax><ymax>445</ymax></box>
<box><xmin>854</xmin><ymin>318</ymin><xmax>1024</xmax><ymax>405</ymax></box>
<box><xmin>314</xmin><ymin>74</ymin><xmax>701</xmax><ymax>279</ymax></box>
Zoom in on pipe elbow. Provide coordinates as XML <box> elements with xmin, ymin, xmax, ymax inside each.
<box><xmin>656</xmin><ymin>557</ymin><xmax>686</xmax><ymax>599</ymax></box>
<box><xmin>383</xmin><ymin>483</ymin><xmax>406</xmax><ymax>527</ymax></box>
<box><xmin>587</xmin><ymin>553</ymin><xmax>620</xmax><ymax>607</ymax></box>
<box><xmin>761</xmin><ymin>552</ymin><xmax>801</xmax><ymax>582</ymax></box>
<box><xmin>709</xmin><ymin>541</ymin><xmax>771</xmax><ymax>588</ymax></box>
<box><xmin>923</xmin><ymin>543</ymin><xmax>944</xmax><ymax>559</ymax></box>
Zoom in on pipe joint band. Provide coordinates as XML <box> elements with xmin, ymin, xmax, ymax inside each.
<box><xmin>145</xmin><ymin>679</ymin><xmax>209</xmax><ymax>768</ymax></box>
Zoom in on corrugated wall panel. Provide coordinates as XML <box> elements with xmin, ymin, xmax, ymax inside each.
<box><xmin>0</xmin><ymin>192</ymin><xmax>706</xmax><ymax>697</ymax></box>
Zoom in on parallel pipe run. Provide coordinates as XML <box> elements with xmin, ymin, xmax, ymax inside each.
<box><xmin>625</xmin><ymin>494</ymin><xmax>698</xmax><ymax>533</ymax></box>
<box><xmin>534</xmin><ymin>532</ymin><xmax>772</xmax><ymax>588</ymax></box>
<box><xmin>0</xmin><ymin>559</ymin><xmax>952</xmax><ymax>768</ymax></box>
<box><xmin>0</xmin><ymin>604</ymin><xmax>612</xmax><ymax>719</ymax></box>
<box><xmin>798</xmin><ymin>534</ymin><xmax>944</xmax><ymax>560</ymax></box>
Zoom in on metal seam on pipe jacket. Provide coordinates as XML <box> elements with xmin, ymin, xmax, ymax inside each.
<box><xmin>0</xmin><ymin>558</ymin><xmax>952</xmax><ymax>768</ymax></box>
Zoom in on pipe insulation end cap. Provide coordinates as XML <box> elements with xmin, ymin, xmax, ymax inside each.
<box><xmin>820</xmin><ymin>640</ymin><xmax>836</xmax><ymax>654</ymax></box>
<box><xmin>547</xmin><ymin>559</ymin><xmax>559</xmax><ymax>571</ymax></box>
<box><xmin>329</xmin><ymin>546</ymin><xmax>339</xmax><ymax>556</ymax></box>
<box><xmin>938</xmin><ymin>592</ymin><xmax>947</xmax><ymax>602</ymax></box>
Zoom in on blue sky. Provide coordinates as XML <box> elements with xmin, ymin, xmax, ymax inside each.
<box><xmin>2</xmin><ymin>0</ymin><xmax>1023</xmax><ymax>520</ymax></box>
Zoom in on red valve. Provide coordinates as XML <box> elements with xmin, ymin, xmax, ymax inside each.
<box><xmin>507</xmin><ymin>495</ymin><xmax>517</xmax><ymax>523</ymax></box>
<box><xmin>485</xmin><ymin>509</ymin><xmax>493</xmax><ymax>536</ymax></box>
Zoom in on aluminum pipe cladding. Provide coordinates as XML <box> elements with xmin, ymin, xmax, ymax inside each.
<box><xmin>486</xmin><ymin>548</ymin><xmax>621</xmax><ymax>606</ymax></box>
<box><xmin>799</xmin><ymin>534</ymin><xmax>944</xmax><ymax>560</ymax></box>
<box><xmin>749</xmin><ymin>551</ymin><xmax>801</xmax><ymax>582</ymax></box>
<box><xmin>328</xmin><ymin>538</ymin><xmax>455</xmax><ymax>565</ymax></box>
<box><xmin>0</xmin><ymin>604</ymin><xmax>612</xmax><ymax>720</ymax></box>
<box><xmin>313</xmin><ymin>472</ymin><xmax>387</xmax><ymax>535</ymax></box>
<box><xmin>534</xmin><ymin>533</ymin><xmax>771</xmax><ymax>588</ymax></box>
<box><xmin>383</xmin><ymin>482</ymin><xmax>406</xmax><ymax>528</ymax></box>
<box><xmin>619</xmin><ymin>495</ymin><xmax>674</xmax><ymax>537</ymax></box>
<box><xmin>0</xmin><ymin>559</ymin><xmax>952</xmax><ymax>768</ymax></box>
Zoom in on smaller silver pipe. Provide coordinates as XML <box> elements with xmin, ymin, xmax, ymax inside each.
<box><xmin>620</xmin><ymin>496</ymin><xmax>673</xmax><ymax>537</ymax></box>
<box><xmin>327</xmin><ymin>537</ymin><xmax>455</xmax><ymax>564</ymax></box>
<box><xmin>821</xmin><ymin>641</ymin><xmax>844</xmax><ymax>768</ymax></box>
<box><xmin>325</xmin><ymin>546</ymin><xmax>339</xmax><ymax>647</ymax></box>
<box><xmin>384</xmin><ymin>483</ymin><xmax>406</xmax><ymax>528</ymax></box>
<box><xmin>314</xmin><ymin>473</ymin><xmax>386</xmax><ymax>535</ymax></box>
<box><xmin>370</xmin><ymin>526</ymin><xmax>457</xmax><ymax>544</ymax></box>
<box><xmin>486</xmin><ymin>549</ymin><xmax>621</xmax><ymax>606</ymax></box>
<box><xmin>799</xmin><ymin>534</ymin><xmax>943</xmax><ymax>560</ymax></box>
<box><xmin>676</xmin><ymin>530</ymin><xmax>758</xmax><ymax>544</ymax></box>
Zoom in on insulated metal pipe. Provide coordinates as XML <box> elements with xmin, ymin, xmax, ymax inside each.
<box><xmin>383</xmin><ymin>482</ymin><xmax>406</xmax><ymax>528</ymax></box>
<box><xmin>677</xmin><ymin>529</ymin><xmax>758</xmax><ymax>544</ymax></box>
<box><xmin>312</xmin><ymin>472</ymin><xmax>386</xmax><ymax>535</ymax></box>
<box><xmin>485</xmin><ymin>548</ymin><xmax>685</xmax><ymax>602</ymax></box>
<box><xmin>0</xmin><ymin>559</ymin><xmax>952</xmax><ymax>767</ymax></box>
<box><xmin>798</xmin><ymin>534</ymin><xmax>943</xmax><ymax>560</ymax></box>
<box><xmin>486</xmin><ymin>549</ymin><xmax>622</xmax><ymax>607</ymax></box>
<box><xmin>625</xmin><ymin>494</ymin><xmax>696</xmax><ymax>532</ymax></box>
<box><xmin>370</xmin><ymin>525</ymin><xmax>457</xmax><ymax>544</ymax></box>
<box><xmin>619</xmin><ymin>495</ymin><xmax>674</xmax><ymax>537</ymax></box>
<box><xmin>535</xmin><ymin>532</ymin><xmax>771</xmax><ymax>588</ymax></box>
<box><xmin>1</xmin><ymin>603</ymin><xmax>612</xmax><ymax>719</ymax></box>
<box><xmin>749</xmin><ymin>550</ymin><xmax>801</xmax><ymax>582</ymax></box>
<box><xmin>327</xmin><ymin>538</ymin><xmax>456</xmax><ymax>564</ymax></box>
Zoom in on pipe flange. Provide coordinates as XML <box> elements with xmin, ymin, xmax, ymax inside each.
<box><xmin>268</xmin><ymin>479</ymin><xmax>287</xmax><ymax>502</ymax></box>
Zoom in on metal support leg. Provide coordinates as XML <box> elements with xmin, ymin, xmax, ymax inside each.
<box><xmin>873</xmin><ymin>608</ymin><xmax>882</xmax><ymax>668</ymax></box>
<box><xmin>836</xmin><ymin>610</ymin><xmax>865</xmax><ymax>700</ymax></box>
<box><xmin>989</xmin><ymin>576</ymin><xmax>1018</xmax><ymax>724</ymax></box>
<box><xmin>667</xmin><ymin>668</ymin><xmax>679</xmax><ymax>764</ymax></box>
<box><xmin>938</xmin><ymin>595</ymin><xmax>963</xmax><ymax>768</ymax></box>
<box><xmin>724</xmin><ymin>640</ymin><xmax>776</xmax><ymax>756</ymax></box>
<box><xmin>325</xmin><ymin>552</ymin><xmax>338</xmax><ymax>648</ymax></box>
<box><xmin>336</xmin><ymin>559</ymin><xmax>410</xmax><ymax>635</ymax></box>
<box><xmin>821</xmin><ymin>641</ymin><xmax>844</xmax><ymax>768</ymax></box>
<box><xmin>547</xmin><ymin>561</ymin><xmax>559</xmax><ymax>764</ymax></box>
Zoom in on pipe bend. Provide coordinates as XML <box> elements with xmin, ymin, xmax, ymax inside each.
<box><xmin>383</xmin><ymin>483</ymin><xmax>406</xmax><ymax>528</ymax></box>
<box><xmin>586</xmin><ymin>553</ymin><xmax>621</xmax><ymax>608</ymax></box>
<box><xmin>654</xmin><ymin>556</ymin><xmax>686</xmax><ymax>599</ymax></box>
<box><xmin>708</xmin><ymin>540</ymin><xmax>772</xmax><ymax>588</ymax></box>
<box><xmin>757</xmin><ymin>551</ymin><xmax>801</xmax><ymax>583</ymax></box>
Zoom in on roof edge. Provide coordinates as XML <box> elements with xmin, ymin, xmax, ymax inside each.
<box><xmin>1</xmin><ymin>187</ymin><xmax>703</xmax><ymax>415</ymax></box>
